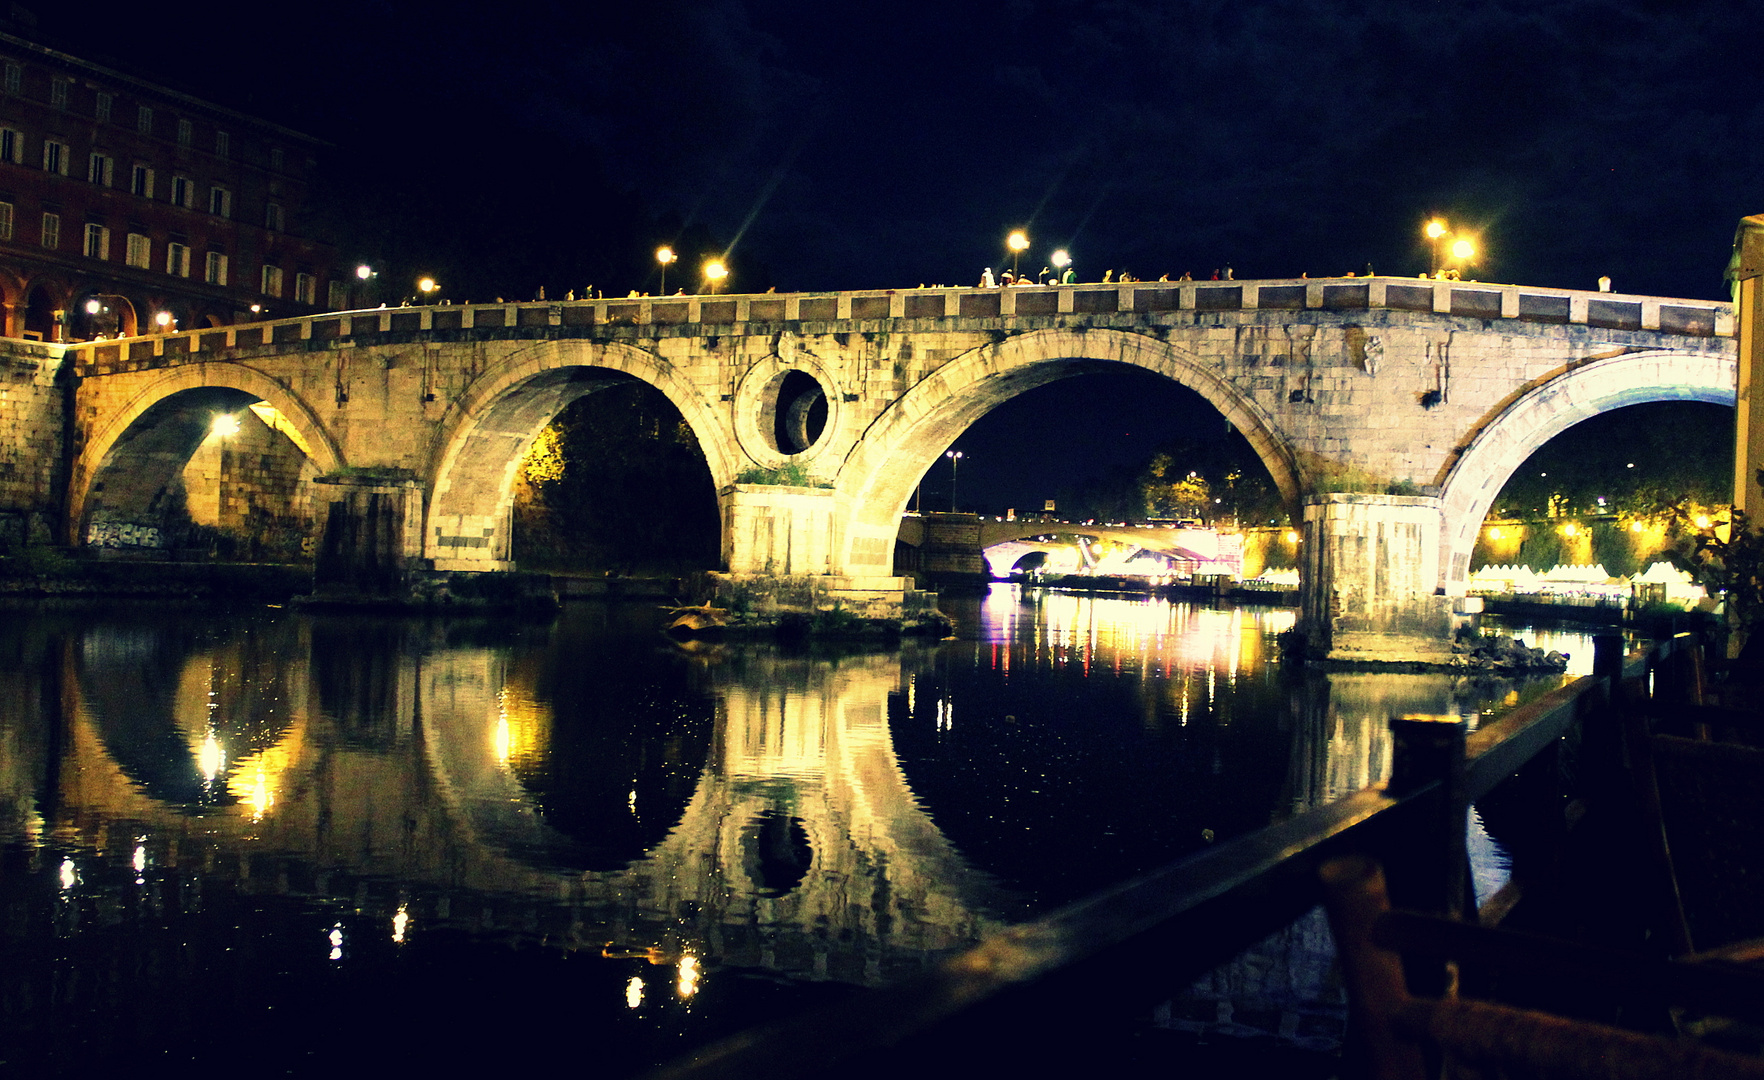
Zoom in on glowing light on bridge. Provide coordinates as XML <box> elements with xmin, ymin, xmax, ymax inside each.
<box><xmin>211</xmin><ymin>412</ymin><xmax>240</xmax><ymax>437</ymax></box>
<box><xmin>703</xmin><ymin>259</ymin><xmax>728</xmax><ymax>293</ymax></box>
<box><xmin>1006</xmin><ymin>229</ymin><xmax>1030</xmax><ymax>276</ymax></box>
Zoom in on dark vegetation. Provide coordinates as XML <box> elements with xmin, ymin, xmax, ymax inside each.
<box><xmin>512</xmin><ymin>383</ymin><xmax>720</xmax><ymax>574</ymax></box>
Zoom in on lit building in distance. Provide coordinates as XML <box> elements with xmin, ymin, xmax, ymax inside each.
<box><xmin>0</xmin><ymin>16</ymin><xmax>338</xmax><ymax>340</ymax></box>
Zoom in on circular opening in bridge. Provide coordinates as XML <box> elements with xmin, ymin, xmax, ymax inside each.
<box><xmin>762</xmin><ymin>370</ymin><xmax>828</xmax><ymax>456</ymax></box>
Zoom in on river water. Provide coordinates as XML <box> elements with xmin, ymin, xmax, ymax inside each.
<box><xmin>0</xmin><ymin>586</ymin><xmax>1592</xmax><ymax>1074</ymax></box>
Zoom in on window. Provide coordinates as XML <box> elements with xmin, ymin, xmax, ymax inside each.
<box><xmin>3</xmin><ymin>63</ymin><xmax>18</xmax><ymax>95</ymax></box>
<box><xmin>205</xmin><ymin>251</ymin><xmax>228</xmax><ymax>286</ymax></box>
<box><xmin>95</xmin><ymin>92</ymin><xmax>111</xmax><ymax>122</ymax></box>
<box><xmin>176</xmin><ymin>118</ymin><xmax>192</xmax><ymax>147</ymax></box>
<box><xmin>125</xmin><ymin>232</ymin><xmax>150</xmax><ymax>268</ymax></box>
<box><xmin>136</xmin><ymin>105</ymin><xmax>152</xmax><ymax>135</ymax></box>
<box><xmin>166</xmin><ymin>241</ymin><xmax>190</xmax><ymax>277</ymax></box>
<box><xmin>215</xmin><ymin>130</ymin><xmax>229</xmax><ymax>158</ymax></box>
<box><xmin>328</xmin><ymin>280</ymin><xmax>349</xmax><ymax>310</ymax></box>
<box><xmin>83</xmin><ymin>223</ymin><xmax>109</xmax><ymax>260</ymax></box>
<box><xmin>40</xmin><ymin>212</ymin><xmax>58</xmax><ymax>250</ymax></box>
<box><xmin>295</xmin><ymin>272</ymin><xmax>315</xmax><ymax>305</ymax></box>
<box><xmin>130</xmin><ymin>164</ymin><xmax>153</xmax><ymax>198</ymax></box>
<box><xmin>264</xmin><ymin>202</ymin><xmax>283</xmax><ymax>231</ymax></box>
<box><xmin>170</xmin><ymin>175</ymin><xmax>192</xmax><ymax>208</ymax></box>
<box><xmin>208</xmin><ymin>186</ymin><xmax>230</xmax><ymax>217</ymax></box>
<box><xmin>50</xmin><ymin>80</ymin><xmax>66</xmax><ymax>109</ymax></box>
<box><xmin>0</xmin><ymin>128</ymin><xmax>19</xmax><ymax>164</ymax></box>
<box><xmin>261</xmin><ymin>264</ymin><xmax>283</xmax><ymax>297</ymax></box>
<box><xmin>269</xmin><ymin>147</ymin><xmax>284</xmax><ymax>171</ymax></box>
<box><xmin>87</xmin><ymin>152</ymin><xmax>113</xmax><ymax>187</ymax></box>
<box><xmin>0</xmin><ymin>202</ymin><xmax>12</xmax><ymax>241</ymax></box>
<box><xmin>42</xmin><ymin>140</ymin><xmax>68</xmax><ymax>175</ymax></box>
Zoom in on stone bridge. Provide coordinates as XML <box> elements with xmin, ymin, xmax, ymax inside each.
<box><xmin>57</xmin><ymin>277</ymin><xmax>1735</xmax><ymax>660</ymax></box>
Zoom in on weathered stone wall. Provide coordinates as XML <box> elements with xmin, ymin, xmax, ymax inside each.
<box><xmin>0</xmin><ymin>343</ymin><xmax>64</xmax><ymax>549</ymax></box>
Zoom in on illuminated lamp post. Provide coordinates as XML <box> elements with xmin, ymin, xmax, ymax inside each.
<box><xmin>1050</xmin><ymin>248</ymin><xmax>1072</xmax><ymax>283</ymax></box>
<box><xmin>83</xmin><ymin>293</ymin><xmax>138</xmax><ymax>337</ymax></box>
<box><xmin>1006</xmin><ymin>230</ymin><xmax>1029</xmax><ymax>278</ymax></box>
<box><xmin>1423</xmin><ymin>218</ymin><xmax>1480</xmax><ymax>279</ymax></box>
<box><xmin>1424</xmin><ymin>218</ymin><xmax>1447</xmax><ymax>277</ymax></box>
<box><xmin>354</xmin><ymin>263</ymin><xmax>375</xmax><ymax>308</ymax></box>
<box><xmin>703</xmin><ymin>258</ymin><xmax>728</xmax><ymax>295</ymax></box>
<box><xmin>153</xmin><ymin>310</ymin><xmax>174</xmax><ymax>332</ymax></box>
<box><xmin>656</xmin><ymin>246</ymin><xmax>676</xmax><ymax>295</ymax></box>
<box><xmin>946</xmin><ymin>450</ymin><xmax>965</xmax><ymax>512</ymax></box>
<box><xmin>417</xmin><ymin>277</ymin><xmax>437</xmax><ymax>304</ymax></box>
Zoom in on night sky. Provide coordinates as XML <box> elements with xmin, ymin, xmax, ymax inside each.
<box><xmin>59</xmin><ymin>0</ymin><xmax>1764</xmax><ymax>513</ymax></box>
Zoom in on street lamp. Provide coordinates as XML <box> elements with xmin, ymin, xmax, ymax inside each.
<box><xmin>1423</xmin><ymin>218</ymin><xmax>1479</xmax><ymax>279</ymax></box>
<box><xmin>656</xmin><ymin>246</ymin><xmax>676</xmax><ymax>295</ymax></box>
<box><xmin>82</xmin><ymin>293</ymin><xmax>139</xmax><ymax>337</ymax></box>
<box><xmin>703</xmin><ymin>258</ymin><xmax>728</xmax><ymax>294</ymax></box>
<box><xmin>946</xmin><ymin>450</ymin><xmax>965</xmax><ymax>512</ymax></box>
<box><xmin>1006</xmin><ymin>230</ymin><xmax>1029</xmax><ymax>277</ymax></box>
<box><xmin>1050</xmin><ymin>248</ymin><xmax>1072</xmax><ymax>284</ymax></box>
<box><xmin>417</xmin><ymin>277</ymin><xmax>437</xmax><ymax>303</ymax></box>
<box><xmin>153</xmin><ymin>310</ymin><xmax>173</xmax><ymax>331</ymax></box>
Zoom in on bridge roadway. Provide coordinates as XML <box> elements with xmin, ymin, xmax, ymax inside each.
<box><xmin>58</xmin><ymin>276</ymin><xmax>1735</xmax><ymax>662</ymax></box>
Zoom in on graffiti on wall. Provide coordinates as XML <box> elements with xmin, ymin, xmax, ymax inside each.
<box><xmin>86</xmin><ymin>520</ymin><xmax>165</xmax><ymax>549</ymax></box>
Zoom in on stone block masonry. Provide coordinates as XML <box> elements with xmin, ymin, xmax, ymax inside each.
<box><xmin>0</xmin><ymin>342</ymin><xmax>64</xmax><ymax>548</ymax></box>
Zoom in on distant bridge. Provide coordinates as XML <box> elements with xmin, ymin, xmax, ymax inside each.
<box><xmin>54</xmin><ymin>276</ymin><xmax>1734</xmax><ymax>660</ymax></box>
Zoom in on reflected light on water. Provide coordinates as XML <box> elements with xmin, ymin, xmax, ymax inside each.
<box><xmin>626</xmin><ymin>976</ymin><xmax>645</xmax><ymax>1009</ymax></box>
<box><xmin>58</xmin><ymin>858</ymin><xmax>75</xmax><ymax>891</ymax></box>
<box><xmin>392</xmin><ymin>905</ymin><xmax>409</xmax><ymax>944</ymax></box>
<box><xmin>493</xmin><ymin>687</ymin><xmax>548</xmax><ymax>770</ymax></box>
<box><xmin>677</xmin><ymin>954</ymin><xmax>700</xmax><ymax>999</ymax></box>
<box><xmin>328</xmin><ymin>923</ymin><xmax>344</xmax><ymax>962</ymax></box>
<box><xmin>198</xmin><ymin>730</ymin><xmax>224</xmax><ymax>783</ymax></box>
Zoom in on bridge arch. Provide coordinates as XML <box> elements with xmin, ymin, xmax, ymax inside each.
<box><xmin>70</xmin><ymin>364</ymin><xmax>345</xmax><ymax>545</ymax></box>
<box><xmin>834</xmin><ymin>326</ymin><xmax>1300</xmax><ymax>571</ymax></box>
<box><xmin>425</xmin><ymin>339</ymin><xmax>737</xmax><ymax>567</ymax></box>
<box><xmin>1437</xmin><ymin>350</ymin><xmax>1736</xmax><ymax>590</ymax></box>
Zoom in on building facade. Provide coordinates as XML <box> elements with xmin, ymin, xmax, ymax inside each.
<box><xmin>0</xmin><ymin>27</ymin><xmax>338</xmax><ymax>341</ymax></box>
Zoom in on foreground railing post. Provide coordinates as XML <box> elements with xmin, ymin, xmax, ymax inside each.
<box><xmin>1385</xmin><ymin>714</ymin><xmax>1469</xmax><ymax>1001</ymax></box>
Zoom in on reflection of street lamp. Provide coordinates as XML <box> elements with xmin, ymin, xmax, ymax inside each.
<box><xmin>946</xmin><ymin>450</ymin><xmax>965</xmax><ymax>512</ymax></box>
<box><xmin>703</xmin><ymin>259</ymin><xmax>728</xmax><ymax>294</ymax></box>
<box><xmin>1006</xmin><ymin>230</ymin><xmax>1029</xmax><ymax>277</ymax></box>
<box><xmin>656</xmin><ymin>246</ymin><xmax>676</xmax><ymax>294</ymax></box>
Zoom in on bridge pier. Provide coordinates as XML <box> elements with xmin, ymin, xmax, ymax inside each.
<box><xmin>1299</xmin><ymin>494</ymin><xmax>1455</xmax><ymax>666</ymax></box>
<box><xmin>311</xmin><ymin>473</ymin><xmax>428</xmax><ymax>599</ymax></box>
<box><xmin>716</xmin><ymin>484</ymin><xmax>943</xmax><ymax>632</ymax></box>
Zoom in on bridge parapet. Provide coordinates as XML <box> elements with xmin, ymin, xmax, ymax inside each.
<box><xmin>58</xmin><ymin>277</ymin><xmax>1732</xmax><ymax>376</ymax></box>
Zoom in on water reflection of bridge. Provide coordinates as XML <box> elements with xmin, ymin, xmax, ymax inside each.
<box><xmin>30</xmin><ymin>619</ymin><xmax>1019</xmax><ymax>990</ymax></box>
<box><xmin>1</xmin><ymin>598</ymin><xmax>1542</xmax><ymax>1017</ymax></box>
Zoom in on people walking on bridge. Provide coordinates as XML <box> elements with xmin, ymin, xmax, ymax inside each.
<box><xmin>980</xmin><ymin>267</ymin><xmax>996</xmax><ymax>288</ymax></box>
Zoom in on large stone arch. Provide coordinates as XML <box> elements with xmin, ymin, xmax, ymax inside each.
<box><xmin>70</xmin><ymin>364</ymin><xmax>344</xmax><ymax>544</ymax></box>
<box><xmin>424</xmin><ymin>339</ymin><xmax>736</xmax><ymax>567</ymax></box>
<box><xmin>1437</xmin><ymin>350</ymin><xmax>1736</xmax><ymax>591</ymax></box>
<box><xmin>833</xmin><ymin>326</ymin><xmax>1300</xmax><ymax>574</ymax></box>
